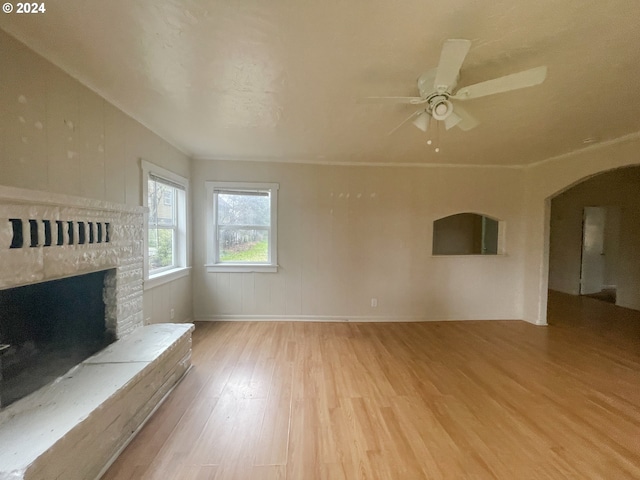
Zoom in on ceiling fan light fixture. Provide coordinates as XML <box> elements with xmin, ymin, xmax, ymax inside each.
<box><xmin>431</xmin><ymin>99</ymin><xmax>453</xmax><ymax>121</ymax></box>
<box><xmin>444</xmin><ymin>111</ymin><xmax>462</xmax><ymax>130</ymax></box>
<box><xmin>412</xmin><ymin>111</ymin><xmax>430</xmax><ymax>132</ymax></box>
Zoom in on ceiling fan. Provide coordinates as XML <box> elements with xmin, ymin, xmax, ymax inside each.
<box><xmin>361</xmin><ymin>39</ymin><xmax>547</xmax><ymax>134</ymax></box>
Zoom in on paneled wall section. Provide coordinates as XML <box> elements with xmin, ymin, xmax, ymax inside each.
<box><xmin>192</xmin><ymin>160</ymin><xmax>526</xmax><ymax>321</ymax></box>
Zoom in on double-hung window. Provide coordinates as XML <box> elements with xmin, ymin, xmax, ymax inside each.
<box><xmin>142</xmin><ymin>160</ymin><xmax>190</xmax><ymax>288</ymax></box>
<box><xmin>206</xmin><ymin>182</ymin><xmax>278</xmax><ymax>272</ymax></box>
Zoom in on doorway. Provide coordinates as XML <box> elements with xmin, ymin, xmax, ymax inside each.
<box><xmin>578</xmin><ymin>206</ymin><xmax>620</xmax><ymax>302</ymax></box>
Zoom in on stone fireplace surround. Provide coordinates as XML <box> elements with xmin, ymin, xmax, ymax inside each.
<box><xmin>0</xmin><ymin>185</ymin><xmax>193</xmax><ymax>480</ymax></box>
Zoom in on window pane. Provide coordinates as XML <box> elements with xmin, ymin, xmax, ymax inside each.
<box><xmin>217</xmin><ymin>192</ymin><xmax>270</xmax><ymax>226</ymax></box>
<box><xmin>163</xmin><ymin>189</ymin><xmax>172</xmax><ymax>205</ymax></box>
<box><xmin>149</xmin><ymin>180</ymin><xmax>176</xmax><ymax>227</ymax></box>
<box><xmin>218</xmin><ymin>228</ymin><xmax>269</xmax><ymax>262</ymax></box>
<box><xmin>149</xmin><ymin>228</ymin><xmax>175</xmax><ymax>270</ymax></box>
<box><xmin>148</xmin><ymin>179</ymin><xmax>157</xmax><ymax>222</ymax></box>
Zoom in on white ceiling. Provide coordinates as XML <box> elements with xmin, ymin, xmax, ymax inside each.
<box><xmin>2</xmin><ymin>0</ymin><xmax>640</xmax><ymax>166</ymax></box>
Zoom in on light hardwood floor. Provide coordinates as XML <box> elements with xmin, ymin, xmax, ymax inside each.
<box><xmin>103</xmin><ymin>291</ymin><xmax>640</xmax><ymax>479</ymax></box>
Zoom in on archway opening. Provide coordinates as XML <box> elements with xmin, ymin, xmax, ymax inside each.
<box><xmin>547</xmin><ymin>165</ymin><xmax>640</xmax><ymax>323</ymax></box>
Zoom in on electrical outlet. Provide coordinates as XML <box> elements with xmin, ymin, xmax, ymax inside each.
<box><xmin>371</xmin><ymin>298</ymin><xmax>378</xmax><ymax>308</ymax></box>
<box><xmin>170</xmin><ymin>308</ymin><xmax>175</xmax><ymax>320</ymax></box>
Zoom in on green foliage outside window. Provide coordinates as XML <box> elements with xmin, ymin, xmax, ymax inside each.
<box><xmin>220</xmin><ymin>238</ymin><xmax>268</xmax><ymax>262</ymax></box>
<box><xmin>148</xmin><ymin>228</ymin><xmax>174</xmax><ymax>270</ymax></box>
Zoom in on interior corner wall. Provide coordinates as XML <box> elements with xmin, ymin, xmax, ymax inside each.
<box><xmin>522</xmin><ymin>135</ymin><xmax>640</xmax><ymax>324</ymax></box>
<box><xmin>192</xmin><ymin>159</ymin><xmax>526</xmax><ymax>322</ymax></box>
<box><xmin>0</xmin><ymin>29</ymin><xmax>192</xmax><ymax>325</ymax></box>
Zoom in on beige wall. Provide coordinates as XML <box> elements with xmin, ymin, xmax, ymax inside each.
<box><xmin>193</xmin><ymin>138</ymin><xmax>639</xmax><ymax>324</ymax></box>
<box><xmin>192</xmin><ymin>160</ymin><xmax>526</xmax><ymax>321</ymax></box>
<box><xmin>0</xmin><ymin>30</ymin><xmax>192</xmax><ymax>324</ymax></box>
<box><xmin>603</xmin><ymin>207</ymin><xmax>622</xmax><ymax>287</ymax></box>
<box><xmin>548</xmin><ymin>168</ymin><xmax>640</xmax><ymax>307</ymax></box>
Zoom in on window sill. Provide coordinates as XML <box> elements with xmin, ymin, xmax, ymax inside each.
<box><xmin>145</xmin><ymin>267</ymin><xmax>191</xmax><ymax>290</ymax></box>
<box><xmin>205</xmin><ymin>264</ymin><xmax>279</xmax><ymax>273</ymax></box>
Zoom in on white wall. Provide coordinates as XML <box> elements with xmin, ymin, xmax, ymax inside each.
<box><xmin>522</xmin><ymin>134</ymin><xmax>640</xmax><ymax>324</ymax></box>
<box><xmin>192</xmin><ymin>159</ymin><xmax>526</xmax><ymax>321</ymax></box>
<box><xmin>0</xmin><ymin>30</ymin><xmax>192</xmax><ymax>324</ymax></box>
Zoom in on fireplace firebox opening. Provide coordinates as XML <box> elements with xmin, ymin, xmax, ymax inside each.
<box><xmin>0</xmin><ymin>269</ymin><xmax>116</xmax><ymax>408</ymax></box>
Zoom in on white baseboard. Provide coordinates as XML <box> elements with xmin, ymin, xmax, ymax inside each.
<box><xmin>193</xmin><ymin>314</ymin><xmax>522</xmax><ymax>323</ymax></box>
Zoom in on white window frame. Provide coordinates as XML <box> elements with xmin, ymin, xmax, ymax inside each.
<box><xmin>206</xmin><ymin>181</ymin><xmax>279</xmax><ymax>273</ymax></box>
<box><xmin>142</xmin><ymin>160</ymin><xmax>190</xmax><ymax>289</ymax></box>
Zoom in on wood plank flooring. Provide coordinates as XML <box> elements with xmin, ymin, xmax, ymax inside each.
<box><xmin>103</xmin><ymin>292</ymin><xmax>640</xmax><ymax>479</ymax></box>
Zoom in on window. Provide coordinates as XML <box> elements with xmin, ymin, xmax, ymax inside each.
<box><xmin>206</xmin><ymin>182</ymin><xmax>279</xmax><ymax>272</ymax></box>
<box><xmin>432</xmin><ymin>213</ymin><xmax>504</xmax><ymax>255</ymax></box>
<box><xmin>163</xmin><ymin>189</ymin><xmax>172</xmax><ymax>206</ymax></box>
<box><xmin>142</xmin><ymin>160</ymin><xmax>190</xmax><ymax>288</ymax></box>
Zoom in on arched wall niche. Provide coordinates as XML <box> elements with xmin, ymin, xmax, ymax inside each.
<box><xmin>432</xmin><ymin>212</ymin><xmax>505</xmax><ymax>256</ymax></box>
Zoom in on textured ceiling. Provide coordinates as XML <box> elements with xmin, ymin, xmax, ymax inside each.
<box><xmin>2</xmin><ymin>0</ymin><xmax>640</xmax><ymax>166</ymax></box>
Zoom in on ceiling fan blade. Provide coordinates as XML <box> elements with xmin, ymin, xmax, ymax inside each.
<box><xmin>452</xmin><ymin>104</ymin><xmax>479</xmax><ymax>131</ymax></box>
<box><xmin>412</xmin><ymin>111</ymin><xmax>430</xmax><ymax>132</ymax></box>
<box><xmin>388</xmin><ymin>110</ymin><xmax>423</xmax><ymax>135</ymax></box>
<box><xmin>452</xmin><ymin>66</ymin><xmax>548</xmax><ymax>100</ymax></box>
<box><xmin>444</xmin><ymin>112</ymin><xmax>462</xmax><ymax>130</ymax></box>
<box><xmin>358</xmin><ymin>96</ymin><xmax>426</xmax><ymax>105</ymax></box>
<box><xmin>433</xmin><ymin>39</ymin><xmax>472</xmax><ymax>93</ymax></box>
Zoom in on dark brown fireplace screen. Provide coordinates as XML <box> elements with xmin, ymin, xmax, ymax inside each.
<box><xmin>0</xmin><ymin>270</ymin><xmax>116</xmax><ymax>408</ymax></box>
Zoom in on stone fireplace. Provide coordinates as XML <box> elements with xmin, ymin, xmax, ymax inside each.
<box><xmin>0</xmin><ymin>185</ymin><xmax>146</xmax><ymax>336</ymax></box>
<box><xmin>0</xmin><ymin>185</ymin><xmax>193</xmax><ymax>480</ymax></box>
